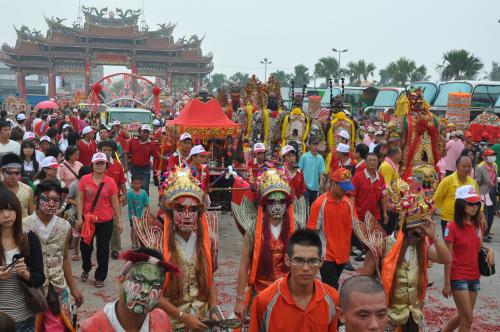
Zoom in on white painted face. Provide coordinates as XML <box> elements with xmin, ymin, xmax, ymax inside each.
<box><xmin>266</xmin><ymin>192</ymin><xmax>287</xmax><ymax>218</ymax></box>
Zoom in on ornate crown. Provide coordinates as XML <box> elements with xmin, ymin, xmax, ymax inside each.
<box><xmin>257</xmin><ymin>168</ymin><xmax>291</xmax><ymax>198</ymax></box>
<box><xmin>161</xmin><ymin>168</ymin><xmax>204</xmax><ymax>203</ymax></box>
<box><xmin>266</xmin><ymin>75</ymin><xmax>283</xmax><ymax>106</ymax></box>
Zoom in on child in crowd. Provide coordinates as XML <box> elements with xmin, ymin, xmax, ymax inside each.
<box><xmin>127</xmin><ymin>173</ymin><xmax>150</xmax><ymax>249</ymax></box>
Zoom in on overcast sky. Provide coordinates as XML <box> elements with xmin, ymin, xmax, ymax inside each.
<box><xmin>1</xmin><ymin>0</ymin><xmax>499</xmax><ymax>83</ymax></box>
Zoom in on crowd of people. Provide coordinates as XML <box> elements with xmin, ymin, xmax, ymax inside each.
<box><xmin>0</xmin><ymin>97</ymin><xmax>496</xmax><ymax>332</ymax></box>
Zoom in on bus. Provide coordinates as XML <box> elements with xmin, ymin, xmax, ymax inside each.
<box><xmin>363</xmin><ymin>87</ymin><xmax>405</xmax><ymax>120</ymax></box>
<box><xmin>410</xmin><ymin>82</ymin><xmax>439</xmax><ymax>105</ymax></box>
<box><xmin>430</xmin><ymin>81</ymin><xmax>500</xmax><ymax>118</ymax></box>
<box><xmin>320</xmin><ymin>86</ymin><xmax>378</xmax><ymax>116</ymax></box>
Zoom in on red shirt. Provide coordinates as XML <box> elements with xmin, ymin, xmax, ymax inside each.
<box><xmin>247</xmin><ymin>159</ymin><xmax>274</xmax><ymax>179</ymax></box>
<box><xmin>352</xmin><ymin>169</ymin><xmax>386</xmax><ymax>221</ymax></box>
<box><xmin>250</xmin><ymin>274</ymin><xmax>338</xmax><ymax>332</ymax></box>
<box><xmin>329</xmin><ymin>151</ymin><xmax>355</xmax><ymax>174</ymax></box>
<box><xmin>167</xmin><ymin>152</ymin><xmax>189</xmax><ymax>171</ymax></box>
<box><xmin>444</xmin><ymin>221</ymin><xmax>482</xmax><ymax>280</ymax></box>
<box><xmin>288</xmin><ymin>170</ymin><xmax>306</xmax><ymax>199</ymax></box>
<box><xmin>127</xmin><ymin>138</ymin><xmax>159</xmax><ymax>167</ymax></box>
<box><xmin>354</xmin><ymin>161</ymin><xmax>366</xmax><ymax>174</ymax></box>
<box><xmin>79</xmin><ymin>174</ymin><xmax>118</xmax><ymax>223</ymax></box>
<box><xmin>78</xmin><ymin>140</ymin><xmax>97</xmax><ymax>166</ymax></box>
<box><xmin>105</xmin><ymin>161</ymin><xmax>126</xmax><ymax>196</ymax></box>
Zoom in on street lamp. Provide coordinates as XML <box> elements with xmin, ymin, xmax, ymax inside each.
<box><xmin>332</xmin><ymin>48</ymin><xmax>348</xmax><ymax>83</ymax></box>
<box><xmin>260</xmin><ymin>58</ymin><xmax>272</xmax><ymax>82</ymax></box>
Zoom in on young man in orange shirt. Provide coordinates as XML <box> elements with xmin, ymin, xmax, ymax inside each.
<box><xmin>250</xmin><ymin>229</ymin><xmax>339</xmax><ymax>332</ymax></box>
<box><xmin>307</xmin><ymin>167</ymin><xmax>357</xmax><ymax>289</ymax></box>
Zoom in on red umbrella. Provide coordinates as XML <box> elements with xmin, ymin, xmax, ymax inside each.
<box><xmin>35</xmin><ymin>100</ymin><xmax>59</xmax><ymax>110</ymax></box>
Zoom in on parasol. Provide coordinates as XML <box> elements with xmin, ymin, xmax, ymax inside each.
<box><xmin>35</xmin><ymin>100</ymin><xmax>59</xmax><ymax>110</ymax></box>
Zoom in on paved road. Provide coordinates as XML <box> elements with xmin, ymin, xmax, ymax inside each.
<box><xmin>70</xmin><ymin>186</ymin><xmax>500</xmax><ymax>331</ymax></box>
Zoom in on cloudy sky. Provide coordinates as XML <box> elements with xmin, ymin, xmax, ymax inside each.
<box><xmin>1</xmin><ymin>0</ymin><xmax>498</xmax><ymax>82</ymax></box>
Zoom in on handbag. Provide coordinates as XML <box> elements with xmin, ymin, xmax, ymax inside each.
<box><xmin>81</xmin><ymin>182</ymin><xmax>105</xmax><ymax>245</ymax></box>
<box><xmin>479</xmin><ymin>246</ymin><xmax>495</xmax><ymax>276</ymax></box>
<box><xmin>21</xmin><ymin>232</ymin><xmax>48</xmax><ymax>314</ymax></box>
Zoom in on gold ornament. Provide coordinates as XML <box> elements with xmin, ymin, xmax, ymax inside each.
<box><xmin>162</xmin><ymin>168</ymin><xmax>204</xmax><ymax>203</ymax></box>
<box><xmin>257</xmin><ymin>168</ymin><xmax>291</xmax><ymax>198</ymax></box>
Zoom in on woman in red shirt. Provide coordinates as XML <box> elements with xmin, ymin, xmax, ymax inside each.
<box><xmin>442</xmin><ymin>185</ymin><xmax>494</xmax><ymax>332</ymax></box>
<box><xmin>281</xmin><ymin>145</ymin><xmax>306</xmax><ymax>199</ymax></box>
<box><xmin>77</xmin><ymin>152</ymin><xmax>122</xmax><ymax>288</ymax></box>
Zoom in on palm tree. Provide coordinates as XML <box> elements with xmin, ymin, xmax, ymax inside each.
<box><xmin>346</xmin><ymin>60</ymin><xmax>376</xmax><ymax>86</ymax></box>
<box><xmin>436</xmin><ymin>49</ymin><xmax>484</xmax><ymax>80</ymax></box>
<box><xmin>314</xmin><ymin>57</ymin><xmax>339</xmax><ymax>86</ymax></box>
<box><xmin>484</xmin><ymin>62</ymin><xmax>500</xmax><ymax>81</ymax></box>
<box><xmin>292</xmin><ymin>64</ymin><xmax>311</xmax><ymax>87</ymax></box>
<box><xmin>229</xmin><ymin>72</ymin><xmax>250</xmax><ymax>86</ymax></box>
<box><xmin>269</xmin><ymin>70</ymin><xmax>292</xmax><ymax>87</ymax></box>
<box><xmin>379</xmin><ymin>57</ymin><xmax>428</xmax><ymax>86</ymax></box>
<box><xmin>205</xmin><ymin>73</ymin><xmax>226</xmax><ymax>93</ymax></box>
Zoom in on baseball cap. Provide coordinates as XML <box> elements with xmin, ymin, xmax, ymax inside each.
<box><xmin>141</xmin><ymin>124</ymin><xmax>151</xmax><ymax>132</ymax></box>
<box><xmin>455</xmin><ymin>130</ymin><xmax>464</xmax><ymax>137</ymax></box>
<box><xmin>40</xmin><ymin>135</ymin><xmax>51</xmax><ymax>143</ymax></box>
<box><xmin>281</xmin><ymin>145</ymin><xmax>295</xmax><ymax>157</ymax></box>
<box><xmin>367</xmin><ymin>126</ymin><xmax>375</xmax><ymax>133</ymax></box>
<box><xmin>161</xmin><ymin>127</ymin><xmax>166</xmax><ymax>133</ymax></box>
<box><xmin>82</xmin><ymin>126</ymin><xmax>95</xmax><ymax>135</ymax></box>
<box><xmin>62</xmin><ymin>123</ymin><xmax>71</xmax><ymax>130</ymax></box>
<box><xmin>40</xmin><ymin>156</ymin><xmax>60</xmax><ymax>169</ymax></box>
<box><xmin>91</xmin><ymin>152</ymin><xmax>108</xmax><ymax>164</ymax></box>
<box><xmin>23</xmin><ymin>131</ymin><xmax>36</xmax><ymax>141</ymax></box>
<box><xmin>189</xmin><ymin>145</ymin><xmax>209</xmax><ymax>158</ymax></box>
<box><xmin>16</xmin><ymin>113</ymin><xmax>26</xmax><ymax>121</ymax></box>
<box><xmin>447</xmin><ymin>123</ymin><xmax>455</xmax><ymax>128</ymax></box>
<box><xmin>72</xmin><ymin>108</ymin><xmax>79</xmax><ymax>113</ymax></box>
<box><xmin>336</xmin><ymin>143</ymin><xmax>350</xmax><ymax>153</ymax></box>
<box><xmin>253</xmin><ymin>142</ymin><xmax>266</xmax><ymax>153</ymax></box>
<box><xmin>180</xmin><ymin>132</ymin><xmax>192</xmax><ymax>141</ymax></box>
<box><xmin>111</xmin><ymin>120</ymin><xmax>121</xmax><ymax>127</ymax></box>
<box><xmin>330</xmin><ymin>168</ymin><xmax>355</xmax><ymax>191</ymax></box>
<box><xmin>483</xmin><ymin>149</ymin><xmax>496</xmax><ymax>156</ymax></box>
<box><xmin>337</xmin><ymin>129</ymin><xmax>350</xmax><ymax>140</ymax></box>
<box><xmin>153</xmin><ymin>119</ymin><xmax>161</xmax><ymax>126</ymax></box>
<box><xmin>455</xmin><ymin>185</ymin><xmax>480</xmax><ymax>203</ymax></box>
<box><xmin>375</xmin><ymin>130</ymin><xmax>384</xmax><ymax>136</ymax></box>
<box><xmin>464</xmin><ymin>131</ymin><xmax>472</xmax><ymax>138</ymax></box>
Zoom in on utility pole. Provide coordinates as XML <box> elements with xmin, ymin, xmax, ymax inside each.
<box><xmin>332</xmin><ymin>48</ymin><xmax>348</xmax><ymax>84</ymax></box>
<box><xmin>260</xmin><ymin>58</ymin><xmax>272</xmax><ymax>82</ymax></box>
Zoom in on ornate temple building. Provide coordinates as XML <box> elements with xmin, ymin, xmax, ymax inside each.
<box><xmin>1</xmin><ymin>6</ymin><xmax>213</xmax><ymax>98</ymax></box>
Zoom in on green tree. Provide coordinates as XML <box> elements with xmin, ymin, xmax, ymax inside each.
<box><xmin>436</xmin><ymin>49</ymin><xmax>484</xmax><ymax>80</ymax></box>
<box><xmin>269</xmin><ymin>70</ymin><xmax>292</xmax><ymax>87</ymax></box>
<box><xmin>314</xmin><ymin>57</ymin><xmax>339</xmax><ymax>86</ymax></box>
<box><xmin>346</xmin><ymin>59</ymin><xmax>376</xmax><ymax>86</ymax></box>
<box><xmin>292</xmin><ymin>64</ymin><xmax>311</xmax><ymax>87</ymax></box>
<box><xmin>205</xmin><ymin>73</ymin><xmax>226</xmax><ymax>93</ymax></box>
<box><xmin>228</xmin><ymin>72</ymin><xmax>250</xmax><ymax>86</ymax></box>
<box><xmin>379</xmin><ymin>57</ymin><xmax>428</xmax><ymax>86</ymax></box>
<box><xmin>484</xmin><ymin>62</ymin><xmax>500</xmax><ymax>81</ymax></box>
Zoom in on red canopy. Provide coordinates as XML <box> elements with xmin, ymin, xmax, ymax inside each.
<box><xmin>167</xmin><ymin>97</ymin><xmax>239</xmax><ymax>139</ymax></box>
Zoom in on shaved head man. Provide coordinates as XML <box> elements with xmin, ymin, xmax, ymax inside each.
<box><xmin>338</xmin><ymin>276</ymin><xmax>388</xmax><ymax>332</ymax></box>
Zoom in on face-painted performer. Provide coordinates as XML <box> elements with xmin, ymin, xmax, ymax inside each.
<box><xmin>356</xmin><ymin>179</ymin><xmax>451</xmax><ymax>332</ymax></box>
<box><xmin>79</xmin><ymin>248</ymin><xmax>177</xmax><ymax>332</ymax></box>
<box><xmin>233</xmin><ymin>168</ymin><xmax>305</xmax><ymax>320</ymax></box>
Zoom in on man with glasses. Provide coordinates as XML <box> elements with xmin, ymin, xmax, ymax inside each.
<box><xmin>307</xmin><ymin>167</ymin><xmax>357</xmax><ymax>289</ymax></box>
<box><xmin>250</xmin><ymin>229</ymin><xmax>339</xmax><ymax>332</ymax></box>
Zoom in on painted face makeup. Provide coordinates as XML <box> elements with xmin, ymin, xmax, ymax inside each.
<box><xmin>173</xmin><ymin>196</ymin><xmax>199</xmax><ymax>232</ymax></box>
<box><xmin>266</xmin><ymin>192</ymin><xmax>287</xmax><ymax>219</ymax></box>
<box><xmin>39</xmin><ymin>192</ymin><xmax>61</xmax><ymax>215</ymax></box>
<box><xmin>122</xmin><ymin>262</ymin><xmax>165</xmax><ymax>314</ymax></box>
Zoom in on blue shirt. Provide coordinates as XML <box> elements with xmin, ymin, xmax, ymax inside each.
<box><xmin>298</xmin><ymin>152</ymin><xmax>325</xmax><ymax>191</ymax></box>
<box><xmin>127</xmin><ymin>189</ymin><xmax>150</xmax><ymax>220</ymax></box>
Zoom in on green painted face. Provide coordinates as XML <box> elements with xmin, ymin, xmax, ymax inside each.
<box><xmin>122</xmin><ymin>262</ymin><xmax>165</xmax><ymax>314</ymax></box>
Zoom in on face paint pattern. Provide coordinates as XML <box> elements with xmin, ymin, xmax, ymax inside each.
<box><xmin>173</xmin><ymin>196</ymin><xmax>199</xmax><ymax>232</ymax></box>
<box><xmin>39</xmin><ymin>192</ymin><xmax>60</xmax><ymax>215</ymax></box>
<box><xmin>266</xmin><ymin>192</ymin><xmax>287</xmax><ymax>219</ymax></box>
<box><xmin>122</xmin><ymin>262</ymin><xmax>164</xmax><ymax>314</ymax></box>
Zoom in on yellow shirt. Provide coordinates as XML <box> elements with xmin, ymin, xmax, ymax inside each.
<box><xmin>433</xmin><ymin>172</ymin><xmax>480</xmax><ymax>222</ymax></box>
<box><xmin>379</xmin><ymin>160</ymin><xmax>399</xmax><ymax>186</ymax></box>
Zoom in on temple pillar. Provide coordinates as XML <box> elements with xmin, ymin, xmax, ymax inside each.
<box><xmin>48</xmin><ymin>66</ymin><xmax>56</xmax><ymax>99</ymax></box>
<box><xmin>16</xmin><ymin>68</ymin><xmax>26</xmax><ymax>98</ymax></box>
<box><xmin>194</xmin><ymin>75</ymin><xmax>201</xmax><ymax>93</ymax></box>
<box><xmin>166</xmin><ymin>72</ymin><xmax>172</xmax><ymax>89</ymax></box>
<box><xmin>84</xmin><ymin>59</ymin><xmax>91</xmax><ymax>95</ymax></box>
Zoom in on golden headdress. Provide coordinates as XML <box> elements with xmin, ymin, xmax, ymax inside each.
<box><xmin>161</xmin><ymin>168</ymin><xmax>204</xmax><ymax>203</ymax></box>
<box><xmin>265</xmin><ymin>75</ymin><xmax>283</xmax><ymax>107</ymax></box>
<box><xmin>244</xmin><ymin>75</ymin><xmax>265</xmax><ymax>109</ymax></box>
<box><xmin>257</xmin><ymin>168</ymin><xmax>291</xmax><ymax>198</ymax></box>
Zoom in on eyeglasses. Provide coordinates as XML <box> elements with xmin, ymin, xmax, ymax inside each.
<box><xmin>289</xmin><ymin>257</ymin><xmax>322</xmax><ymax>267</ymax></box>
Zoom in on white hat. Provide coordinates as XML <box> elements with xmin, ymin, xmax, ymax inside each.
<box><xmin>367</xmin><ymin>126</ymin><xmax>375</xmax><ymax>133</ymax></box>
<box><xmin>336</xmin><ymin>143</ymin><xmax>350</xmax><ymax>153</ymax></box>
<box><xmin>82</xmin><ymin>126</ymin><xmax>95</xmax><ymax>135</ymax></box>
<box><xmin>62</xmin><ymin>123</ymin><xmax>71</xmax><ymax>130</ymax></box>
<box><xmin>16</xmin><ymin>113</ymin><xmax>26</xmax><ymax>121</ymax></box>
<box><xmin>40</xmin><ymin>135</ymin><xmax>51</xmax><ymax>143</ymax></box>
<box><xmin>141</xmin><ymin>124</ymin><xmax>151</xmax><ymax>132</ymax></box>
<box><xmin>189</xmin><ymin>145</ymin><xmax>209</xmax><ymax>158</ymax></box>
<box><xmin>91</xmin><ymin>152</ymin><xmax>108</xmax><ymax>164</ymax></box>
<box><xmin>40</xmin><ymin>156</ymin><xmax>59</xmax><ymax>169</ymax></box>
<box><xmin>179</xmin><ymin>132</ymin><xmax>192</xmax><ymax>141</ymax></box>
<box><xmin>375</xmin><ymin>130</ymin><xmax>384</xmax><ymax>136</ymax></box>
<box><xmin>111</xmin><ymin>120</ymin><xmax>121</xmax><ymax>126</ymax></box>
<box><xmin>337</xmin><ymin>129</ymin><xmax>350</xmax><ymax>140</ymax></box>
<box><xmin>281</xmin><ymin>145</ymin><xmax>295</xmax><ymax>157</ymax></box>
<box><xmin>23</xmin><ymin>131</ymin><xmax>36</xmax><ymax>141</ymax></box>
<box><xmin>253</xmin><ymin>142</ymin><xmax>266</xmax><ymax>153</ymax></box>
<box><xmin>455</xmin><ymin>185</ymin><xmax>480</xmax><ymax>203</ymax></box>
<box><xmin>161</xmin><ymin>127</ymin><xmax>166</xmax><ymax>133</ymax></box>
<box><xmin>72</xmin><ymin>108</ymin><xmax>79</xmax><ymax>113</ymax></box>
<box><xmin>153</xmin><ymin>119</ymin><xmax>161</xmax><ymax>126</ymax></box>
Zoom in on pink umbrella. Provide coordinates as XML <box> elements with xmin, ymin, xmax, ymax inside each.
<box><xmin>35</xmin><ymin>100</ymin><xmax>59</xmax><ymax>110</ymax></box>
